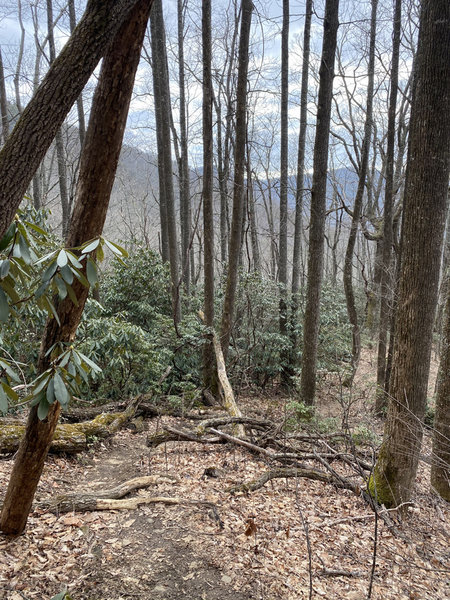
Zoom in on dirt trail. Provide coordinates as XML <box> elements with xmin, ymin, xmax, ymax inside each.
<box><xmin>61</xmin><ymin>432</ymin><xmax>253</xmax><ymax>600</ymax></box>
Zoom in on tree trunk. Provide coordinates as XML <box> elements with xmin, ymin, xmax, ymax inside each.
<box><xmin>291</xmin><ymin>0</ymin><xmax>312</xmax><ymax>323</ymax></box>
<box><xmin>343</xmin><ymin>0</ymin><xmax>377</xmax><ymax>384</ymax></box>
<box><xmin>300</xmin><ymin>0</ymin><xmax>339</xmax><ymax>405</ymax></box>
<box><xmin>375</xmin><ymin>0</ymin><xmax>401</xmax><ymax>414</ymax></box>
<box><xmin>369</xmin><ymin>0</ymin><xmax>450</xmax><ymax>507</ymax></box>
<box><xmin>150</xmin><ymin>0</ymin><xmax>180</xmax><ymax>322</ymax></box>
<box><xmin>0</xmin><ymin>47</ymin><xmax>9</xmax><ymax>143</ymax></box>
<box><xmin>47</xmin><ymin>0</ymin><xmax>70</xmax><ymax>238</ymax></box>
<box><xmin>0</xmin><ymin>0</ymin><xmax>152</xmax><ymax>536</ymax></box>
<box><xmin>68</xmin><ymin>0</ymin><xmax>86</xmax><ymax>150</ymax></box>
<box><xmin>0</xmin><ymin>0</ymin><xmax>141</xmax><ymax>241</ymax></box>
<box><xmin>202</xmin><ymin>0</ymin><xmax>216</xmax><ymax>391</ymax></box>
<box><xmin>177</xmin><ymin>0</ymin><xmax>191</xmax><ymax>296</ymax></box>
<box><xmin>278</xmin><ymin>0</ymin><xmax>291</xmax><ymax>387</ymax></box>
<box><xmin>220</xmin><ymin>0</ymin><xmax>253</xmax><ymax>363</ymax></box>
<box><xmin>431</xmin><ymin>270</ymin><xmax>450</xmax><ymax>501</ymax></box>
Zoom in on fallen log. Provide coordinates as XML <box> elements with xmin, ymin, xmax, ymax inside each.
<box><xmin>0</xmin><ymin>401</ymin><xmax>140</xmax><ymax>454</ymax></box>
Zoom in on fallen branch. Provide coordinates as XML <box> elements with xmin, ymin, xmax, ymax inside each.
<box><xmin>39</xmin><ymin>474</ymin><xmax>178</xmax><ymax>513</ymax></box>
<box><xmin>227</xmin><ymin>467</ymin><xmax>360</xmax><ymax>494</ymax></box>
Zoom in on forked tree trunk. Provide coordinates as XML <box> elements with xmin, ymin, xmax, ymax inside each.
<box><xmin>369</xmin><ymin>0</ymin><xmax>450</xmax><ymax>507</ymax></box>
<box><xmin>0</xmin><ymin>0</ymin><xmax>141</xmax><ymax>241</ymax></box>
<box><xmin>0</xmin><ymin>0</ymin><xmax>152</xmax><ymax>536</ymax></box>
<box><xmin>220</xmin><ymin>0</ymin><xmax>253</xmax><ymax>363</ymax></box>
<box><xmin>300</xmin><ymin>0</ymin><xmax>339</xmax><ymax>405</ymax></box>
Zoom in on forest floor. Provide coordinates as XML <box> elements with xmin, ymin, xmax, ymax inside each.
<box><xmin>0</xmin><ymin>348</ymin><xmax>448</xmax><ymax>600</ymax></box>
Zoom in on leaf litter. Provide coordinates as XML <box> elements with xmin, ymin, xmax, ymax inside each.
<box><xmin>0</xmin><ymin>349</ymin><xmax>448</xmax><ymax>600</ymax></box>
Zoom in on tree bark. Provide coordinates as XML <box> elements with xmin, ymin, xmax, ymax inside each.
<box><xmin>300</xmin><ymin>0</ymin><xmax>339</xmax><ymax>405</ymax></box>
<box><xmin>220</xmin><ymin>0</ymin><xmax>253</xmax><ymax>362</ymax></box>
<box><xmin>369</xmin><ymin>0</ymin><xmax>450</xmax><ymax>507</ymax></box>
<box><xmin>0</xmin><ymin>0</ymin><xmax>152</xmax><ymax>536</ymax></box>
<box><xmin>0</xmin><ymin>0</ymin><xmax>141</xmax><ymax>241</ymax></box>
<box><xmin>375</xmin><ymin>0</ymin><xmax>401</xmax><ymax>413</ymax></box>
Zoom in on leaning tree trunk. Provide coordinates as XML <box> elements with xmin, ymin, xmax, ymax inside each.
<box><xmin>342</xmin><ymin>0</ymin><xmax>377</xmax><ymax>384</ymax></box>
<box><xmin>0</xmin><ymin>0</ymin><xmax>153</xmax><ymax>536</ymax></box>
<box><xmin>220</xmin><ymin>0</ymin><xmax>253</xmax><ymax>363</ymax></box>
<box><xmin>300</xmin><ymin>0</ymin><xmax>339</xmax><ymax>405</ymax></box>
<box><xmin>0</xmin><ymin>0</ymin><xmax>141</xmax><ymax>241</ymax></box>
<box><xmin>375</xmin><ymin>0</ymin><xmax>401</xmax><ymax>414</ymax></box>
<box><xmin>369</xmin><ymin>0</ymin><xmax>450</xmax><ymax>508</ymax></box>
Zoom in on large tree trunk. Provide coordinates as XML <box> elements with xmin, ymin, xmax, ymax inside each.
<box><xmin>375</xmin><ymin>0</ymin><xmax>401</xmax><ymax>413</ymax></box>
<box><xmin>0</xmin><ymin>0</ymin><xmax>141</xmax><ymax>241</ymax></box>
<box><xmin>0</xmin><ymin>0</ymin><xmax>152</xmax><ymax>536</ymax></box>
<box><xmin>342</xmin><ymin>0</ymin><xmax>377</xmax><ymax>384</ymax></box>
<box><xmin>369</xmin><ymin>0</ymin><xmax>450</xmax><ymax>507</ymax></box>
<box><xmin>220</xmin><ymin>0</ymin><xmax>253</xmax><ymax>363</ymax></box>
<box><xmin>300</xmin><ymin>0</ymin><xmax>339</xmax><ymax>405</ymax></box>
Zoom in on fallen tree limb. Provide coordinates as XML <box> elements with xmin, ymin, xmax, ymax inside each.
<box><xmin>39</xmin><ymin>474</ymin><xmax>178</xmax><ymax>513</ymax></box>
<box><xmin>147</xmin><ymin>426</ymin><xmax>221</xmax><ymax>448</ymax></box>
<box><xmin>227</xmin><ymin>467</ymin><xmax>360</xmax><ymax>494</ymax></box>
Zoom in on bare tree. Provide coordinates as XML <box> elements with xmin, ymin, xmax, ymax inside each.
<box><xmin>375</xmin><ymin>0</ymin><xmax>402</xmax><ymax>413</ymax></box>
<box><xmin>220</xmin><ymin>0</ymin><xmax>253</xmax><ymax>362</ymax></box>
<box><xmin>202</xmin><ymin>0</ymin><xmax>216</xmax><ymax>390</ymax></box>
<box><xmin>342</xmin><ymin>0</ymin><xmax>378</xmax><ymax>383</ymax></box>
<box><xmin>300</xmin><ymin>0</ymin><xmax>339</xmax><ymax>405</ymax></box>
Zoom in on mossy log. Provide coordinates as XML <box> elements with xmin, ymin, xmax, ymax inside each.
<box><xmin>0</xmin><ymin>409</ymin><xmax>136</xmax><ymax>454</ymax></box>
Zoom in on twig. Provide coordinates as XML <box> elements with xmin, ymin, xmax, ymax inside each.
<box><xmin>295</xmin><ymin>477</ymin><xmax>313</xmax><ymax>600</ymax></box>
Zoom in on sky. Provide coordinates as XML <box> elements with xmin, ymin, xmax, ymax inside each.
<box><xmin>0</xmin><ymin>0</ymin><xmax>416</xmax><ymax>175</ymax></box>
